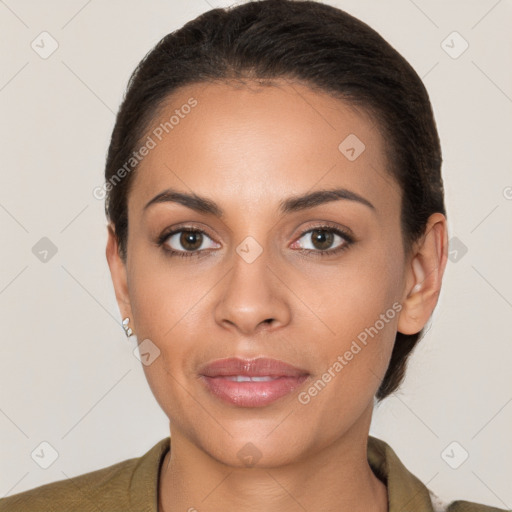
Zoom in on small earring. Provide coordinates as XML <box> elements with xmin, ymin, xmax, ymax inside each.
<box><xmin>122</xmin><ymin>317</ymin><xmax>134</xmax><ymax>338</ymax></box>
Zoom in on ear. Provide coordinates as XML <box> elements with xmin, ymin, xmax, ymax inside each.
<box><xmin>105</xmin><ymin>223</ymin><xmax>133</xmax><ymax>325</ymax></box>
<box><xmin>398</xmin><ymin>213</ymin><xmax>448</xmax><ymax>335</ymax></box>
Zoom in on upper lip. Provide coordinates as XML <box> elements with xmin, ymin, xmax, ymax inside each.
<box><xmin>199</xmin><ymin>357</ymin><xmax>309</xmax><ymax>378</ymax></box>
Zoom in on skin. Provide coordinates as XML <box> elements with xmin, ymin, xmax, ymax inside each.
<box><xmin>106</xmin><ymin>79</ymin><xmax>448</xmax><ymax>512</ymax></box>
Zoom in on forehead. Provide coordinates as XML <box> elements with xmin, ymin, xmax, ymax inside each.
<box><xmin>129</xmin><ymin>79</ymin><xmax>397</xmax><ymax>217</ymax></box>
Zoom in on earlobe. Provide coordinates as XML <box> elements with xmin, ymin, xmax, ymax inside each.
<box><xmin>397</xmin><ymin>213</ymin><xmax>448</xmax><ymax>335</ymax></box>
<box><xmin>105</xmin><ymin>223</ymin><xmax>132</xmax><ymax>318</ymax></box>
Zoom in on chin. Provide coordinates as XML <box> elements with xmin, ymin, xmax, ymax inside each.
<box><xmin>197</xmin><ymin>428</ymin><xmax>312</xmax><ymax>469</ymax></box>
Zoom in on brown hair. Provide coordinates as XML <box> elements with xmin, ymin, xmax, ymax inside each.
<box><xmin>104</xmin><ymin>0</ymin><xmax>445</xmax><ymax>401</ymax></box>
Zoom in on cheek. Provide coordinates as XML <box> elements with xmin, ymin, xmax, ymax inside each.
<box><xmin>127</xmin><ymin>241</ymin><xmax>208</xmax><ymax>338</ymax></box>
<box><xmin>303</xmin><ymin>238</ymin><xmax>403</xmax><ymax>388</ymax></box>
<box><xmin>297</xmin><ymin>283</ymin><xmax>400</xmax><ymax>424</ymax></box>
<box><xmin>126</xmin><ymin>248</ymin><xmax>216</xmax><ymax>394</ymax></box>
<box><xmin>305</xmin><ymin>238</ymin><xmax>404</xmax><ymax>334</ymax></box>
<box><xmin>127</xmin><ymin>254</ymin><xmax>205</xmax><ymax>420</ymax></box>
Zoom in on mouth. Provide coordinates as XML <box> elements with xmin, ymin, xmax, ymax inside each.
<box><xmin>198</xmin><ymin>357</ymin><xmax>310</xmax><ymax>407</ymax></box>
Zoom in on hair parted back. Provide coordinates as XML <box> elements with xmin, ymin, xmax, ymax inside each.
<box><xmin>104</xmin><ymin>0</ymin><xmax>445</xmax><ymax>401</ymax></box>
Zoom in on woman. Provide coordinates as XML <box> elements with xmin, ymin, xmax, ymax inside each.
<box><xmin>0</xmin><ymin>0</ymin><xmax>505</xmax><ymax>511</ymax></box>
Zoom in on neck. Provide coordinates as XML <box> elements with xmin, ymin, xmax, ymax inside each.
<box><xmin>158</xmin><ymin>407</ymin><xmax>388</xmax><ymax>512</ymax></box>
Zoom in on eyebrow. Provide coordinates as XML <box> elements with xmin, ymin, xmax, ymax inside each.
<box><xmin>143</xmin><ymin>187</ymin><xmax>376</xmax><ymax>216</ymax></box>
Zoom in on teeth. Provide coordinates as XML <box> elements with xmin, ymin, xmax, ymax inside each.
<box><xmin>225</xmin><ymin>375</ymin><xmax>279</xmax><ymax>382</ymax></box>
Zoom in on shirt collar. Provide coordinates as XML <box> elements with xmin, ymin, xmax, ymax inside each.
<box><xmin>129</xmin><ymin>435</ymin><xmax>436</xmax><ymax>512</ymax></box>
<box><xmin>368</xmin><ymin>435</ymin><xmax>435</xmax><ymax>512</ymax></box>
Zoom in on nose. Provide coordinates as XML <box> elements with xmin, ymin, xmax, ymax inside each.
<box><xmin>214</xmin><ymin>248</ymin><xmax>292</xmax><ymax>336</ymax></box>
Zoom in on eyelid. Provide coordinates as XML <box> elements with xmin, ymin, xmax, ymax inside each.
<box><xmin>291</xmin><ymin>221</ymin><xmax>355</xmax><ymax>244</ymax></box>
<box><xmin>157</xmin><ymin>223</ymin><xmax>220</xmax><ymax>248</ymax></box>
<box><xmin>158</xmin><ymin>222</ymin><xmax>217</xmax><ymax>241</ymax></box>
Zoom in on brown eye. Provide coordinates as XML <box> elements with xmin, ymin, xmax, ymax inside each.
<box><xmin>309</xmin><ymin>229</ymin><xmax>335</xmax><ymax>250</ymax></box>
<box><xmin>179</xmin><ymin>231</ymin><xmax>203</xmax><ymax>251</ymax></box>
<box><xmin>161</xmin><ymin>229</ymin><xmax>220</xmax><ymax>255</ymax></box>
<box><xmin>295</xmin><ymin>227</ymin><xmax>348</xmax><ymax>252</ymax></box>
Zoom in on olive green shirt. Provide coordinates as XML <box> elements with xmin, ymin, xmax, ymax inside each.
<box><xmin>0</xmin><ymin>435</ymin><xmax>506</xmax><ymax>511</ymax></box>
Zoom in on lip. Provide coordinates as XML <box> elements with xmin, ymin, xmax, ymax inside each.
<box><xmin>198</xmin><ymin>357</ymin><xmax>310</xmax><ymax>407</ymax></box>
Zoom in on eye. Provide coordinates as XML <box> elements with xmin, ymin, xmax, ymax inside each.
<box><xmin>158</xmin><ymin>228</ymin><xmax>220</xmax><ymax>257</ymax></box>
<box><xmin>157</xmin><ymin>223</ymin><xmax>354</xmax><ymax>259</ymax></box>
<box><xmin>291</xmin><ymin>225</ymin><xmax>354</xmax><ymax>256</ymax></box>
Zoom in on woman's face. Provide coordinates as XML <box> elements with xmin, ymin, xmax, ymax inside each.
<box><xmin>113</xmin><ymin>80</ymin><xmax>415</xmax><ymax>466</ymax></box>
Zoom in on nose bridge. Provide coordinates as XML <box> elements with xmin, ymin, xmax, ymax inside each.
<box><xmin>214</xmin><ymin>236</ymin><xmax>291</xmax><ymax>334</ymax></box>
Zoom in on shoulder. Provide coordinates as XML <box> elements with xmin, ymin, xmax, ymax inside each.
<box><xmin>367</xmin><ymin>436</ymin><xmax>508</xmax><ymax>512</ymax></box>
<box><xmin>446</xmin><ymin>500</ymin><xmax>510</xmax><ymax>512</ymax></box>
<box><xmin>430</xmin><ymin>490</ymin><xmax>508</xmax><ymax>511</ymax></box>
<box><xmin>0</xmin><ymin>457</ymin><xmax>138</xmax><ymax>512</ymax></box>
<box><xmin>0</xmin><ymin>437</ymin><xmax>170</xmax><ymax>512</ymax></box>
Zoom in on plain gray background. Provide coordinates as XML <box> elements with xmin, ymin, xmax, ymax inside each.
<box><xmin>1</xmin><ymin>0</ymin><xmax>511</xmax><ymax>508</ymax></box>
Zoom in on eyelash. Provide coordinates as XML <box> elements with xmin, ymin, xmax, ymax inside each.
<box><xmin>156</xmin><ymin>223</ymin><xmax>355</xmax><ymax>259</ymax></box>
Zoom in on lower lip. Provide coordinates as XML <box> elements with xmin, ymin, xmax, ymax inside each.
<box><xmin>200</xmin><ymin>375</ymin><xmax>309</xmax><ymax>407</ymax></box>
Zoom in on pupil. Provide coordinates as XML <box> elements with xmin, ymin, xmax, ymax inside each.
<box><xmin>181</xmin><ymin>231</ymin><xmax>202</xmax><ymax>250</ymax></box>
<box><xmin>312</xmin><ymin>229</ymin><xmax>333</xmax><ymax>250</ymax></box>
